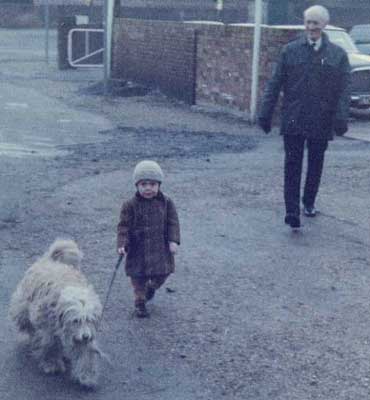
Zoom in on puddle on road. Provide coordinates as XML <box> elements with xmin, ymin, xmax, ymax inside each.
<box><xmin>0</xmin><ymin>142</ymin><xmax>67</xmax><ymax>158</ymax></box>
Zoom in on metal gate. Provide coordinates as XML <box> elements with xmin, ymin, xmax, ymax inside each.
<box><xmin>67</xmin><ymin>28</ymin><xmax>104</xmax><ymax>68</ymax></box>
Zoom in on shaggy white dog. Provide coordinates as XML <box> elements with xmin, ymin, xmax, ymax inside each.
<box><xmin>9</xmin><ymin>239</ymin><xmax>104</xmax><ymax>388</ymax></box>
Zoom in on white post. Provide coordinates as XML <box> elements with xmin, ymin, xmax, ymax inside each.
<box><xmin>250</xmin><ymin>0</ymin><xmax>263</xmax><ymax>123</ymax></box>
<box><xmin>216</xmin><ymin>0</ymin><xmax>223</xmax><ymax>21</ymax></box>
<box><xmin>104</xmin><ymin>0</ymin><xmax>115</xmax><ymax>94</ymax></box>
<box><xmin>106</xmin><ymin>0</ymin><xmax>114</xmax><ymax>78</ymax></box>
<box><xmin>103</xmin><ymin>0</ymin><xmax>108</xmax><ymax>94</ymax></box>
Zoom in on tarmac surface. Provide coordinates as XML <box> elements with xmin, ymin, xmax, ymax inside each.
<box><xmin>0</xmin><ymin>29</ymin><xmax>370</xmax><ymax>400</ymax></box>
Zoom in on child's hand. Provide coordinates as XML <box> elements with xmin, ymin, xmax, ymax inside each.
<box><xmin>117</xmin><ymin>247</ymin><xmax>126</xmax><ymax>256</ymax></box>
<box><xmin>169</xmin><ymin>242</ymin><xmax>178</xmax><ymax>254</ymax></box>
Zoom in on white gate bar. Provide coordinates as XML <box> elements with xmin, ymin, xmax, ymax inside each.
<box><xmin>67</xmin><ymin>28</ymin><xmax>104</xmax><ymax>68</ymax></box>
<box><xmin>70</xmin><ymin>48</ymin><xmax>104</xmax><ymax>66</ymax></box>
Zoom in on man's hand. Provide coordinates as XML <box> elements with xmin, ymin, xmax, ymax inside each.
<box><xmin>117</xmin><ymin>247</ymin><xmax>126</xmax><ymax>256</ymax></box>
<box><xmin>258</xmin><ymin>117</ymin><xmax>271</xmax><ymax>134</ymax></box>
<box><xmin>334</xmin><ymin>119</ymin><xmax>348</xmax><ymax>136</ymax></box>
<box><xmin>169</xmin><ymin>242</ymin><xmax>178</xmax><ymax>254</ymax></box>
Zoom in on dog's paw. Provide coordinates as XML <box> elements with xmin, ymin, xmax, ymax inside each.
<box><xmin>77</xmin><ymin>374</ymin><xmax>98</xmax><ymax>390</ymax></box>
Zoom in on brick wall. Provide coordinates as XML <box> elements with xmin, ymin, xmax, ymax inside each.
<box><xmin>192</xmin><ymin>22</ymin><xmax>302</xmax><ymax>113</ymax></box>
<box><xmin>112</xmin><ymin>18</ymin><xmax>299</xmax><ymax>112</ymax></box>
<box><xmin>111</xmin><ymin>20</ymin><xmax>303</xmax><ymax>115</ymax></box>
<box><xmin>113</xmin><ymin>19</ymin><xmax>197</xmax><ymax>104</ymax></box>
<box><xmin>195</xmin><ymin>23</ymin><xmax>254</xmax><ymax>111</ymax></box>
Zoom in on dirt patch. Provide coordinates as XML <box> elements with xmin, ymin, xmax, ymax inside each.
<box><xmin>61</xmin><ymin>126</ymin><xmax>257</xmax><ymax>163</ymax></box>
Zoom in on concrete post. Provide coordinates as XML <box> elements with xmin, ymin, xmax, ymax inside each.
<box><xmin>250</xmin><ymin>0</ymin><xmax>263</xmax><ymax>123</ymax></box>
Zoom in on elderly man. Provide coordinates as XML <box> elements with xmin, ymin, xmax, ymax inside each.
<box><xmin>259</xmin><ymin>5</ymin><xmax>350</xmax><ymax>229</ymax></box>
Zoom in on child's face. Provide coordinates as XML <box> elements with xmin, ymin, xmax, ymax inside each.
<box><xmin>136</xmin><ymin>180</ymin><xmax>160</xmax><ymax>199</ymax></box>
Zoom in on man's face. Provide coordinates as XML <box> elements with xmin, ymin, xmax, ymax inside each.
<box><xmin>304</xmin><ymin>13</ymin><xmax>327</xmax><ymax>41</ymax></box>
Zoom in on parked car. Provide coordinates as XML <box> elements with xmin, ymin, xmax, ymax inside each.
<box><xmin>325</xmin><ymin>25</ymin><xmax>370</xmax><ymax>110</ymax></box>
<box><xmin>349</xmin><ymin>24</ymin><xmax>370</xmax><ymax>55</ymax></box>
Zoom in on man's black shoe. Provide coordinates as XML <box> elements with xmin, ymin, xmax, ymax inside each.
<box><xmin>145</xmin><ymin>286</ymin><xmax>156</xmax><ymax>302</ymax></box>
<box><xmin>284</xmin><ymin>214</ymin><xmax>301</xmax><ymax>229</ymax></box>
<box><xmin>303</xmin><ymin>205</ymin><xmax>317</xmax><ymax>217</ymax></box>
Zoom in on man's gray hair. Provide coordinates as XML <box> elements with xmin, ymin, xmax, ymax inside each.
<box><xmin>304</xmin><ymin>5</ymin><xmax>330</xmax><ymax>24</ymax></box>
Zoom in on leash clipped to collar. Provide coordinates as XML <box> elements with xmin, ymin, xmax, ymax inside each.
<box><xmin>100</xmin><ymin>254</ymin><xmax>124</xmax><ymax>322</ymax></box>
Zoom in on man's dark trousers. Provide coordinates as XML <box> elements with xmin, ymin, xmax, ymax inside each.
<box><xmin>284</xmin><ymin>135</ymin><xmax>328</xmax><ymax>216</ymax></box>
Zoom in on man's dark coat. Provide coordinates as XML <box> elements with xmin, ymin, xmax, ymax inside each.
<box><xmin>259</xmin><ymin>32</ymin><xmax>350</xmax><ymax>140</ymax></box>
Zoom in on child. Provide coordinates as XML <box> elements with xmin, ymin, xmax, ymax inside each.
<box><xmin>117</xmin><ymin>160</ymin><xmax>180</xmax><ymax>318</ymax></box>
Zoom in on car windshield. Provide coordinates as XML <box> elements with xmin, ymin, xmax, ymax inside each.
<box><xmin>350</xmin><ymin>26</ymin><xmax>370</xmax><ymax>43</ymax></box>
<box><xmin>325</xmin><ymin>30</ymin><xmax>360</xmax><ymax>53</ymax></box>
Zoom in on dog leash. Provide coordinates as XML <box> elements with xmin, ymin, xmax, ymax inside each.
<box><xmin>100</xmin><ymin>254</ymin><xmax>124</xmax><ymax>321</ymax></box>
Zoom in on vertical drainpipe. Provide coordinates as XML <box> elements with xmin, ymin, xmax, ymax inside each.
<box><xmin>250</xmin><ymin>0</ymin><xmax>263</xmax><ymax>123</ymax></box>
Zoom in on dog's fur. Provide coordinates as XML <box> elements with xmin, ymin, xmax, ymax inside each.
<box><xmin>9</xmin><ymin>239</ymin><xmax>104</xmax><ymax>388</ymax></box>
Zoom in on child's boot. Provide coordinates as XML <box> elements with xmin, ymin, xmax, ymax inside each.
<box><xmin>145</xmin><ymin>282</ymin><xmax>156</xmax><ymax>302</ymax></box>
<box><xmin>135</xmin><ymin>302</ymin><xmax>149</xmax><ymax>318</ymax></box>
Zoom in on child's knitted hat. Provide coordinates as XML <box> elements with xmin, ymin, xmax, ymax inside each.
<box><xmin>133</xmin><ymin>160</ymin><xmax>164</xmax><ymax>184</ymax></box>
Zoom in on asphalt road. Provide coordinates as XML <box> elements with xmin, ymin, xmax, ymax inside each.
<box><xmin>0</xmin><ymin>29</ymin><xmax>370</xmax><ymax>400</ymax></box>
